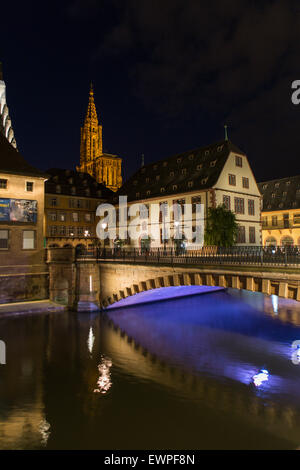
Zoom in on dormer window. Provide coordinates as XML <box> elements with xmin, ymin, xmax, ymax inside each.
<box><xmin>160</xmin><ymin>187</ymin><xmax>165</xmax><ymax>193</ymax></box>
<box><xmin>177</xmin><ymin>158</ymin><xmax>182</xmax><ymax>164</ymax></box>
<box><xmin>56</xmin><ymin>185</ymin><xmax>61</xmax><ymax>194</ymax></box>
<box><xmin>182</xmin><ymin>169</ymin><xmax>187</xmax><ymax>175</ymax></box>
<box><xmin>188</xmin><ymin>154</ymin><xmax>194</xmax><ymax>160</ymax></box>
<box><xmin>201</xmin><ymin>177</ymin><xmax>208</xmax><ymax>185</ymax></box>
<box><xmin>205</xmin><ymin>150</ymin><xmax>209</xmax><ymax>156</ymax></box>
<box><xmin>286</xmin><ymin>181</ymin><xmax>290</xmax><ymax>186</ymax></box>
<box><xmin>197</xmin><ymin>164</ymin><xmax>203</xmax><ymax>170</ymax></box>
<box><xmin>275</xmin><ymin>183</ymin><xmax>279</xmax><ymax>188</ymax></box>
<box><xmin>172</xmin><ymin>185</ymin><xmax>178</xmax><ymax>191</ymax></box>
<box><xmin>188</xmin><ymin>181</ymin><xmax>193</xmax><ymax>188</ymax></box>
<box><xmin>217</xmin><ymin>145</ymin><xmax>224</xmax><ymax>152</ymax></box>
<box><xmin>262</xmin><ymin>184</ymin><xmax>267</xmax><ymax>190</ymax></box>
<box><xmin>210</xmin><ymin>160</ymin><xmax>216</xmax><ymax>167</ymax></box>
<box><xmin>146</xmin><ymin>190</ymin><xmax>151</xmax><ymax>196</ymax></box>
<box><xmin>156</xmin><ymin>175</ymin><xmax>160</xmax><ymax>181</ymax></box>
<box><xmin>170</xmin><ymin>171</ymin><xmax>174</xmax><ymax>177</ymax></box>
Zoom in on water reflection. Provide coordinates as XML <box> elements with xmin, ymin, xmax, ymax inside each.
<box><xmin>93</xmin><ymin>356</ymin><xmax>112</xmax><ymax>394</ymax></box>
<box><xmin>0</xmin><ymin>289</ymin><xmax>300</xmax><ymax>449</ymax></box>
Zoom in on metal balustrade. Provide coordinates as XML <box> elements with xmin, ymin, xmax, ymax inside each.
<box><xmin>75</xmin><ymin>245</ymin><xmax>300</xmax><ymax>267</ymax></box>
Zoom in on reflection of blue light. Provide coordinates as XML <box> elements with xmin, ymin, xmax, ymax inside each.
<box><xmin>253</xmin><ymin>369</ymin><xmax>269</xmax><ymax>387</ymax></box>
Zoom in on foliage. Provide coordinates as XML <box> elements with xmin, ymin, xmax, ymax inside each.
<box><xmin>204</xmin><ymin>205</ymin><xmax>238</xmax><ymax>247</ymax></box>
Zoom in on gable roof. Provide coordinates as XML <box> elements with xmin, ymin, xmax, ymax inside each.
<box><xmin>45</xmin><ymin>168</ymin><xmax>114</xmax><ymax>199</ymax></box>
<box><xmin>117</xmin><ymin>140</ymin><xmax>246</xmax><ymax>202</ymax></box>
<box><xmin>0</xmin><ymin>132</ymin><xmax>46</xmax><ymax>178</ymax></box>
<box><xmin>258</xmin><ymin>175</ymin><xmax>300</xmax><ymax>212</ymax></box>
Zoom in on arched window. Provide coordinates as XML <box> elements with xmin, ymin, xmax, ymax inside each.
<box><xmin>265</xmin><ymin>237</ymin><xmax>277</xmax><ymax>247</ymax></box>
<box><xmin>281</xmin><ymin>236</ymin><xmax>294</xmax><ymax>247</ymax></box>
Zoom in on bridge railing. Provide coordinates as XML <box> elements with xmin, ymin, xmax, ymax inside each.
<box><xmin>75</xmin><ymin>245</ymin><xmax>300</xmax><ymax>267</ymax></box>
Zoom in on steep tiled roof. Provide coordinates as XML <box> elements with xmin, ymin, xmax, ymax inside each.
<box><xmin>258</xmin><ymin>175</ymin><xmax>300</xmax><ymax>211</ymax></box>
<box><xmin>0</xmin><ymin>132</ymin><xmax>46</xmax><ymax>177</ymax></box>
<box><xmin>45</xmin><ymin>168</ymin><xmax>113</xmax><ymax>199</ymax></box>
<box><xmin>117</xmin><ymin>140</ymin><xmax>245</xmax><ymax>202</ymax></box>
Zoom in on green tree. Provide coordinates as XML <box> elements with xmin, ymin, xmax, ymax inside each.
<box><xmin>204</xmin><ymin>205</ymin><xmax>238</xmax><ymax>247</ymax></box>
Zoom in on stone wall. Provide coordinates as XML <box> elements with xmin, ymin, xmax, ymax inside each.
<box><xmin>0</xmin><ymin>272</ymin><xmax>49</xmax><ymax>304</ymax></box>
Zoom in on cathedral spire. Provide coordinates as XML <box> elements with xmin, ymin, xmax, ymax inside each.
<box><xmin>77</xmin><ymin>84</ymin><xmax>122</xmax><ymax>192</ymax></box>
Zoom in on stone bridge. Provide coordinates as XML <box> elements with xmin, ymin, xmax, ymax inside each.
<box><xmin>47</xmin><ymin>248</ymin><xmax>300</xmax><ymax>311</ymax></box>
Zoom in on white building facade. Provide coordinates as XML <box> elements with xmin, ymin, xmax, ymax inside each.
<box><xmin>102</xmin><ymin>140</ymin><xmax>262</xmax><ymax>249</ymax></box>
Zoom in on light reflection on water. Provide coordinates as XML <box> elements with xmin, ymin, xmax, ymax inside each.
<box><xmin>0</xmin><ymin>288</ymin><xmax>300</xmax><ymax>449</ymax></box>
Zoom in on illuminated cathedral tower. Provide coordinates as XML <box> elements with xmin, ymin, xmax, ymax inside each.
<box><xmin>0</xmin><ymin>62</ymin><xmax>17</xmax><ymax>149</ymax></box>
<box><xmin>77</xmin><ymin>84</ymin><xmax>122</xmax><ymax>191</ymax></box>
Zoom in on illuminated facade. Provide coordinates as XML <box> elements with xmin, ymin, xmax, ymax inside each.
<box><xmin>259</xmin><ymin>175</ymin><xmax>300</xmax><ymax>246</ymax></box>
<box><xmin>45</xmin><ymin>168</ymin><xmax>113</xmax><ymax>248</ymax></box>
<box><xmin>111</xmin><ymin>139</ymin><xmax>262</xmax><ymax>248</ymax></box>
<box><xmin>77</xmin><ymin>85</ymin><xmax>122</xmax><ymax>192</ymax></box>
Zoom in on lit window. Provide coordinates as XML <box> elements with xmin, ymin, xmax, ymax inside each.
<box><xmin>229</xmin><ymin>174</ymin><xmax>236</xmax><ymax>186</ymax></box>
<box><xmin>237</xmin><ymin>226</ymin><xmax>246</xmax><ymax>243</ymax></box>
<box><xmin>22</xmin><ymin>230</ymin><xmax>36</xmax><ymax>249</ymax></box>
<box><xmin>0</xmin><ymin>179</ymin><xmax>7</xmax><ymax>189</ymax></box>
<box><xmin>0</xmin><ymin>230</ymin><xmax>9</xmax><ymax>249</ymax></box>
<box><xmin>235</xmin><ymin>156</ymin><xmax>242</xmax><ymax>167</ymax></box>
<box><xmin>26</xmin><ymin>181</ymin><xmax>34</xmax><ymax>192</ymax></box>
<box><xmin>85</xmin><ymin>213</ymin><xmax>91</xmax><ymax>222</ymax></box>
<box><xmin>242</xmin><ymin>177</ymin><xmax>249</xmax><ymax>189</ymax></box>
<box><xmin>234</xmin><ymin>197</ymin><xmax>245</xmax><ymax>214</ymax></box>
<box><xmin>72</xmin><ymin>212</ymin><xmax>79</xmax><ymax>222</ymax></box>
<box><xmin>249</xmin><ymin>227</ymin><xmax>256</xmax><ymax>243</ymax></box>
<box><xmin>272</xmin><ymin>216</ymin><xmax>278</xmax><ymax>226</ymax></box>
<box><xmin>223</xmin><ymin>195</ymin><xmax>230</xmax><ymax>210</ymax></box>
<box><xmin>248</xmin><ymin>199</ymin><xmax>255</xmax><ymax>215</ymax></box>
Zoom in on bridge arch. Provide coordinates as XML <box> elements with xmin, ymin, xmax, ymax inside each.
<box><xmin>100</xmin><ymin>270</ymin><xmax>300</xmax><ymax>308</ymax></box>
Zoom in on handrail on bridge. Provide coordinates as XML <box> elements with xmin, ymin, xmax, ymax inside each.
<box><xmin>74</xmin><ymin>245</ymin><xmax>300</xmax><ymax>267</ymax></box>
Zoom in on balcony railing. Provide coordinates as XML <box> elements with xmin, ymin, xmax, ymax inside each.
<box><xmin>75</xmin><ymin>245</ymin><xmax>300</xmax><ymax>267</ymax></box>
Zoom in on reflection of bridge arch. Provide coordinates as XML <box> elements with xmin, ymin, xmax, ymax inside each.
<box><xmin>101</xmin><ymin>316</ymin><xmax>300</xmax><ymax>444</ymax></box>
<box><xmin>100</xmin><ymin>268</ymin><xmax>300</xmax><ymax>308</ymax></box>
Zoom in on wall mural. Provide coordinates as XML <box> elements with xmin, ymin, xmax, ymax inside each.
<box><xmin>0</xmin><ymin>198</ymin><xmax>37</xmax><ymax>223</ymax></box>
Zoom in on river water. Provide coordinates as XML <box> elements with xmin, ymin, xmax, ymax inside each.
<box><xmin>0</xmin><ymin>288</ymin><xmax>300</xmax><ymax>450</ymax></box>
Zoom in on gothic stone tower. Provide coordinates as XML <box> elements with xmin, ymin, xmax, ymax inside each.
<box><xmin>0</xmin><ymin>62</ymin><xmax>17</xmax><ymax>149</ymax></box>
<box><xmin>77</xmin><ymin>84</ymin><xmax>122</xmax><ymax>192</ymax></box>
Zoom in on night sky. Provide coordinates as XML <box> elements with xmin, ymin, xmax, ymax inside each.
<box><xmin>2</xmin><ymin>0</ymin><xmax>300</xmax><ymax>183</ymax></box>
